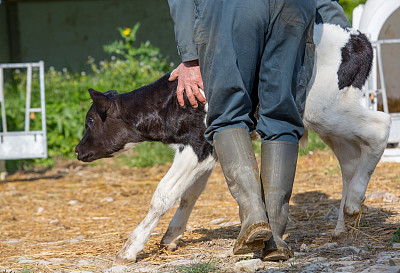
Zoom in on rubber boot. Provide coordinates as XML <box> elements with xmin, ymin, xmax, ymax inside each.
<box><xmin>260</xmin><ymin>141</ymin><xmax>298</xmax><ymax>261</ymax></box>
<box><xmin>214</xmin><ymin>127</ymin><xmax>272</xmax><ymax>255</ymax></box>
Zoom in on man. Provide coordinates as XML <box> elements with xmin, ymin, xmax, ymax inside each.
<box><xmin>168</xmin><ymin>0</ymin><xmax>350</xmax><ymax>261</ymax></box>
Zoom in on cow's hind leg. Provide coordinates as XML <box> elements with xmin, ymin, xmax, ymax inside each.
<box><xmin>114</xmin><ymin>146</ymin><xmax>216</xmax><ymax>265</ymax></box>
<box><xmin>160</xmin><ymin>168</ymin><xmax>212</xmax><ymax>251</ymax></box>
<box><xmin>317</xmin><ymin>108</ymin><xmax>390</xmax><ymax>238</ymax></box>
<box><xmin>343</xmin><ymin>110</ymin><xmax>390</xmax><ymax>216</ymax></box>
<box><xmin>320</xmin><ymin>135</ymin><xmax>360</xmax><ymax>237</ymax></box>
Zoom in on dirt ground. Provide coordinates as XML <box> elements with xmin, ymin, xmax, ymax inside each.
<box><xmin>0</xmin><ymin>150</ymin><xmax>399</xmax><ymax>272</ymax></box>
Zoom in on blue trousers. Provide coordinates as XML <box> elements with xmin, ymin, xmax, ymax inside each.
<box><xmin>194</xmin><ymin>0</ymin><xmax>316</xmax><ymax>144</ymax></box>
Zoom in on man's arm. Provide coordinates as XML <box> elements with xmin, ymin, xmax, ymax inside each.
<box><xmin>168</xmin><ymin>0</ymin><xmax>206</xmax><ymax>108</ymax></box>
<box><xmin>168</xmin><ymin>0</ymin><xmax>198</xmax><ymax>62</ymax></box>
<box><xmin>316</xmin><ymin>0</ymin><xmax>351</xmax><ymax>29</ymax></box>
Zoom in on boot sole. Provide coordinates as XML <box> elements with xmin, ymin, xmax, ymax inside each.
<box><xmin>262</xmin><ymin>248</ymin><xmax>293</xmax><ymax>261</ymax></box>
<box><xmin>233</xmin><ymin>222</ymin><xmax>272</xmax><ymax>255</ymax></box>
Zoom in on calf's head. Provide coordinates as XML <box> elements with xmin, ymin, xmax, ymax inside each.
<box><xmin>75</xmin><ymin>88</ymin><xmax>140</xmax><ymax>162</ymax></box>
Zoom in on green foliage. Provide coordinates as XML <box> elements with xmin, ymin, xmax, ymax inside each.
<box><xmin>21</xmin><ymin>267</ymin><xmax>34</xmax><ymax>273</ymax></box>
<box><xmin>299</xmin><ymin>131</ymin><xmax>329</xmax><ymax>156</ymax></box>
<box><xmin>174</xmin><ymin>260</ymin><xmax>220</xmax><ymax>273</ymax></box>
<box><xmin>109</xmin><ymin>142</ymin><xmax>175</xmax><ymax>168</ymax></box>
<box><xmin>252</xmin><ymin>131</ymin><xmax>328</xmax><ymax>158</ymax></box>
<box><xmin>391</xmin><ymin>227</ymin><xmax>400</xmax><ymax>243</ymax></box>
<box><xmin>103</xmin><ymin>23</ymin><xmax>170</xmax><ymax>72</ymax></box>
<box><xmin>1</xmin><ymin>23</ymin><xmax>172</xmax><ymax>171</ymax></box>
<box><xmin>339</xmin><ymin>0</ymin><xmax>368</xmax><ymax>23</ymax></box>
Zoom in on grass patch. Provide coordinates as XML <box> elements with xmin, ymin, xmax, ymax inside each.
<box><xmin>21</xmin><ymin>267</ymin><xmax>34</xmax><ymax>273</ymax></box>
<box><xmin>363</xmin><ymin>242</ymin><xmax>373</xmax><ymax>251</ymax></box>
<box><xmin>2</xmin><ymin>267</ymin><xmax>35</xmax><ymax>273</ymax></box>
<box><xmin>174</xmin><ymin>261</ymin><xmax>220</xmax><ymax>273</ymax></box>
<box><xmin>391</xmin><ymin>227</ymin><xmax>400</xmax><ymax>243</ymax></box>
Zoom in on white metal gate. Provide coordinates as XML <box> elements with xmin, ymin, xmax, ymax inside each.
<box><xmin>0</xmin><ymin>61</ymin><xmax>48</xmax><ymax>159</ymax></box>
<box><xmin>364</xmin><ymin>39</ymin><xmax>400</xmax><ymax>145</ymax></box>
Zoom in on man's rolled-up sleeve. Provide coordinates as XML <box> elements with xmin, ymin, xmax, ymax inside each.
<box><xmin>316</xmin><ymin>0</ymin><xmax>351</xmax><ymax>29</ymax></box>
<box><xmin>168</xmin><ymin>0</ymin><xmax>198</xmax><ymax>62</ymax></box>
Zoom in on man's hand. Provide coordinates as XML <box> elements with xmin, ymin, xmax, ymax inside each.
<box><xmin>169</xmin><ymin>60</ymin><xmax>207</xmax><ymax>108</ymax></box>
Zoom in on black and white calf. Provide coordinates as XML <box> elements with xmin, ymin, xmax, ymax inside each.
<box><xmin>75</xmin><ymin>24</ymin><xmax>391</xmax><ymax>264</ymax></box>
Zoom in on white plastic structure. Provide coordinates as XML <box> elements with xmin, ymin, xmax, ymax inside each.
<box><xmin>0</xmin><ymin>61</ymin><xmax>48</xmax><ymax>159</ymax></box>
<box><xmin>353</xmin><ymin>0</ymin><xmax>400</xmax><ymax>145</ymax></box>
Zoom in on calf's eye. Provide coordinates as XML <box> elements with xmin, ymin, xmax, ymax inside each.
<box><xmin>87</xmin><ymin>117</ymin><xmax>94</xmax><ymax>124</ymax></box>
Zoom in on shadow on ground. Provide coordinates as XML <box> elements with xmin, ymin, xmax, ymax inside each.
<box><xmin>133</xmin><ymin>190</ymin><xmax>399</xmax><ymax>263</ymax></box>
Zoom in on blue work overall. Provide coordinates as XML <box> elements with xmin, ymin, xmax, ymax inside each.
<box><xmin>168</xmin><ymin>0</ymin><xmax>350</xmax><ymax>145</ymax></box>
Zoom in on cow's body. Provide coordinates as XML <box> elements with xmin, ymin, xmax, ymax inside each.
<box><xmin>75</xmin><ymin>24</ymin><xmax>391</xmax><ymax>264</ymax></box>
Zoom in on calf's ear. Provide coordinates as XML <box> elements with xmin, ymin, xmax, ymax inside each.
<box><xmin>88</xmin><ymin>88</ymin><xmax>112</xmax><ymax>112</ymax></box>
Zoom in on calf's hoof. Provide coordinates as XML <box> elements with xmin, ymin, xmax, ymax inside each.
<box><xmin>344</xmin><ymin>197</ymin><xmax>365</xmax><ymax>217</ymax></box>
<box><xmin>113</xmin><ymin>254</ymin><xmax>136</xmax><ymax>266</ymax></box>
<box><xmin>332</xmin><ymin>228</ymin><xmax>347</xmax><ymax>240</ymax></box>
<box><xmin>160</xmin><ymin>241</ymin><xmax>178</xmax><ymax>252</ymax></box>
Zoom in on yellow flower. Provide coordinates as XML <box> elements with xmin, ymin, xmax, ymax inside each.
<box><xmin>123</xmin><ymin>28</ymin><xmax>131</xmax><ymax>36</ymax></box>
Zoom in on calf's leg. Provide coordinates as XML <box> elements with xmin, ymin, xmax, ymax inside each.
<box><xmin>320</xmin><ymin>135</ymin><xmax>360</xmax><ymax>237</ymax></box>
<box><xmin>343</xmin><ymin>111</ymin><xmax>390</xmax><ymax>216</ymax></box>
<box><xmin>160</xmin><ymin>169</ymin><xmax>213</xmax><ymax>251</ymax></box>
<box><xmin>114</xmin><ymin>146</ymin><xmax>216</xmax><ymax>265</ymax></box>
<box><xmin>316</xmin><ymin>107</ymin><xmax>390</xmax><ymax>238</ymax></box>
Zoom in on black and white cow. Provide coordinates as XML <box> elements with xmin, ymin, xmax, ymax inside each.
<box><xmin>75</xmin><ymin>24</ymin><xmax>391</xmax><ymax>264</ymax></box>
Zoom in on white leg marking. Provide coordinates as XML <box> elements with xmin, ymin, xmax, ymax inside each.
<box><xmin>343</xmin><ymin>111</ymin><xmax>390</xmax><ymax>216</ymax></box>
<box><xmin>320</xmin><ymin>136</ymin><xmax>360</xmax><ymax>237</ymax></box>
<box><xmin>161</xmin><ymin>169</ymin><xmax>212</xmax><ymax>250</ymax></box>
<box><xmin>114</xmin><ymin>146</ymin><xmax>217</xmax><ymax>264</ymax></box>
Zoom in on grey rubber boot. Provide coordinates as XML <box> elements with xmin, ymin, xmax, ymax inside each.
<box><xmin>260</xmin><ymin>141</ymin><xmax>298</xmax><ymax>261</ymax></box>
<box><xmin>214</xmin><ymin>127</ymin><xmax>272</xmax><ymax>255</ymax></box>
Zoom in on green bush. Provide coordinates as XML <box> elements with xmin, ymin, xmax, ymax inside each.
<box><xmin>2</xmin><ymin>23</ymin><xmax>172</xmax><ymax>170</ymax></box>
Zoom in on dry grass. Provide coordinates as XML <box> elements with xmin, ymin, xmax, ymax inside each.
<box><xmin>0</xmin><ymin>150</ymin><xmax>399</xmax><ymax>272</ymax></box>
